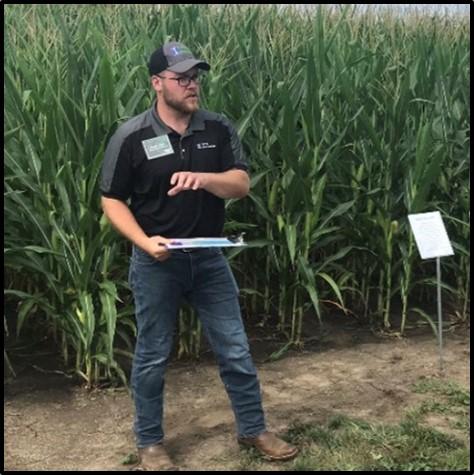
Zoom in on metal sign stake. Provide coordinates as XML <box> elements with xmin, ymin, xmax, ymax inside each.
<box><xmin>408</xmin><ymin>211</ymin><xmax>454</xmax><ymax>376</ymax></box>
<box><xmin>436</xmin><ymin>256</ymin><xmax>443</xmax><ymax>373</ymax></box>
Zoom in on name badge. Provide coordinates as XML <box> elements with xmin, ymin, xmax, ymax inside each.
<box><xmin>142</xmin><ymin>135</ymin><xmax>174</xmax><ymax>160</ymax></box>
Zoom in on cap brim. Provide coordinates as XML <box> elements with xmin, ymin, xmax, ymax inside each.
<box><xmin>167</xmin><ymin>59</ymin><xmax>210</xmax><ymax>74</ymax></box>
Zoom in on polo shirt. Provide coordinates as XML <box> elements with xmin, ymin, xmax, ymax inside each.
<box><xmin>100</xmin><ymin>101</ymin><xmax>248</xmax><ymax>238</ymax></box>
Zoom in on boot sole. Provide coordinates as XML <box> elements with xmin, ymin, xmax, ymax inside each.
<box><xmin>239</xmin><ymin>441</ymin><xmax>299</xmax><ymax>461</ymax></box>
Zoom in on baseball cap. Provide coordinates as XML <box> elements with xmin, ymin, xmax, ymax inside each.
<box><xmin>148</xmin><ymin>41</ymin><xmax>210</xmax><ymax>76</ymax></box>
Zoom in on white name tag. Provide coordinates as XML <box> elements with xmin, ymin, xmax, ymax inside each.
<box><xmin>142</xmin><ymin>135</ymin><xmax>174</xmax><ymax>160</ymax></box>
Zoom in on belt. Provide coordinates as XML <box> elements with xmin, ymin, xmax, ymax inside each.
<box><xmin>175</xmin><ymin>248</ymin><xmax>200</xmax><ymax>253</ymax></box>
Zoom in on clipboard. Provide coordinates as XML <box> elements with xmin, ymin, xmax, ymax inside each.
<box><xmin>165</xmin><ymin>234</ymin><xmax>247</xmax><ymax>249</ymax></box>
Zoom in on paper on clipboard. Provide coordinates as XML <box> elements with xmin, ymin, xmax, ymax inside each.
<box><xmin>165</xmin><ymin>235</ymin><xmax>247</xmax><ymax>249</ymax></box>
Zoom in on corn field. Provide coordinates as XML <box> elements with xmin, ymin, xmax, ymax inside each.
<box><xmin>4</xmin><ymin>5</ymin><xmax>470</xmax><ymax>386</ymax></box>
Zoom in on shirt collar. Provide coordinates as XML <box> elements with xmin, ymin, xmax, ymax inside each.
<box><xmin>150</xmin><ymin>100</ymin><xmax>206</xmax><ymax>137</ymax></box>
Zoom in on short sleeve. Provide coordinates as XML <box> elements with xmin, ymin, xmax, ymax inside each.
<box><xmin>219</xmin><ymin>115</ymin><xmax>249</xmax><ymax>173</ymax></box>
<box><xmin>100</xmin><ymin>127</ymin><xmax>133</xmax><ymax>201</ymax></box>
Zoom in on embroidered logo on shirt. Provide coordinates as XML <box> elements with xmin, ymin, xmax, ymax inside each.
<box><xmin>196</xmin><ymin>142</ymin><xmax>216</xmax><ymax>150</ymax></box>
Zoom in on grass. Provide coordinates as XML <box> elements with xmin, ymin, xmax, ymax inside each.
<box><xmin>238</xmin><ymin>377</ymin><xmax>469</xmax><ymax>471</ymax></box>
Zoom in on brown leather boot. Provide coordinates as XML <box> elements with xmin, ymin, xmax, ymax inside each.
<box><xmin>135</xmin><ymin>443</ymin><xmax>179</xmax><ymax>471</ymax></box>
<box><xmin>238</xmin><ymin>431</ymin><xmax>299</xmax><ymax>461</ymax></box>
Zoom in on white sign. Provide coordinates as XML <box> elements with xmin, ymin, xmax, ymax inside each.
<box><xmin>408</xmin><ymin>211</ymin><xmax>454</xmax><ymax>260</ymax></box>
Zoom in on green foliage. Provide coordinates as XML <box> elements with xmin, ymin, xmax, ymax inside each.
<box><xmin>4</xmin><ymin>5</ymin><xmax>470</xmax><ymax>385</ymax></box>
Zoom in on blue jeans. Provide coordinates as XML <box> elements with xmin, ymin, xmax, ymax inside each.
<box><xmin>129</xmin><ymin>246</ymin><xmax>266</xmax><ymax>448</ymax></box>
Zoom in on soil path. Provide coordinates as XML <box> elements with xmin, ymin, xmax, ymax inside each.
<box><xmin>4</xmin><ymin>326</ymin><xmax>469</xmax><ymax>471</ymax></box>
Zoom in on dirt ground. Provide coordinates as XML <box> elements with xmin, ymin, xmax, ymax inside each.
<box><xmin>4</xmin><ymin>320</ymin><xmax>470</xmax><ymax>471</ymax></box>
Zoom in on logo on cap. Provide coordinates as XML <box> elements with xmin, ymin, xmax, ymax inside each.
<box><xmin>169</xmin><ymin>45</ymin><xmax>192</xmax><ymax>57</ymax></box>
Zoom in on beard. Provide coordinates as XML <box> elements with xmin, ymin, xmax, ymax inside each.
<box><xmin>162</xmin><ymin>87</ymin><xmax>199</xmax><ymax>115</ymax></box>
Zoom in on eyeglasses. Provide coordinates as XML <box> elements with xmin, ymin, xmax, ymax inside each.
<box><xmin>156</xmin><ymin>73</ymin><xmax>201</xmax><ymax>87</ymax></box>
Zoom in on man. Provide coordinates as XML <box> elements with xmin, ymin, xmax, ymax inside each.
<box><xmin>101</xmin><ymin>41</ymin><xmax>298</xmax><ymax>471</ymax></box>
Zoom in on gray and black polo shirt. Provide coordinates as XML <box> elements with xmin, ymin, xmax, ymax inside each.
<box><xmin>100</xmin><ymin>101</ymin><xmax>248</xmax><ymax>238</ymax></box>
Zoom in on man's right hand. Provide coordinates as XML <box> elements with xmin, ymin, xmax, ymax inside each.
<box><xmin>142</xmin><ymin>235</ymin><xmax>172</xmax><ymax>261</ymax></box>
<box><xmin>101</xmin><ymin>198</ymin><xmax>173</xmax><ymax>261</ymax></box>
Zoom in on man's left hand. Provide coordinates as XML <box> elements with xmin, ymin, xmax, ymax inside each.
<box><xmin>168</xmin><ymin>172</ymin><xmax>205</xmax><ymax>196</ymax></box>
